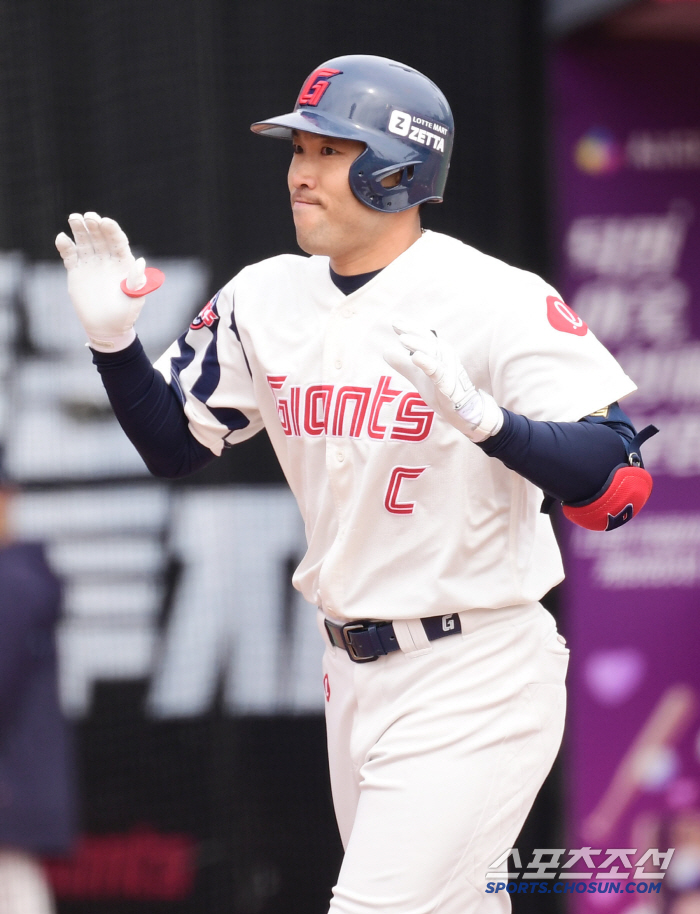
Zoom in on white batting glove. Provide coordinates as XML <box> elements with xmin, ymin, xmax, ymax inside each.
<box><xmin>55</xmin><ymin>212</ymin><xmax>163</xmax><ymax>352</ymax></box>
<box><xmin>390</xmin><ymin>318</ymin><xmax>504</xmax><ymax>442</ymax></box>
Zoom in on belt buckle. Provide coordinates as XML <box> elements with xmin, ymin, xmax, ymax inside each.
<box><xmin>325</xmin><ymin>619</ymin><xmax>379</xmax><ymax>663</ymax></box>
<box><xmin>342</xmin><ymin>623</ymin><xmax>379</xmax><ymax>663</ymax></box>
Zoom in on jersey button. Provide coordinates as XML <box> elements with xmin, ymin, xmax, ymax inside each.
<box><xmin>336</xmin><ymin>451</ymin><xmax>345</xmax><ymax>463</ymax></box>
<box><xmin>334</xmin><ymin>359</ymin><xmax>342</xmax><ymax>369</ymax></box>
<box><xmin>341</xmin><ymin>307</ymin><xmax>353</xmax><ymax>318</ymax></box>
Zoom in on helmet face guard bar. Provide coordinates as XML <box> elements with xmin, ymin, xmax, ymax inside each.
<box><xmin>251</xmin><ymin>55</ymin><xmax>454</xmax><ymax>213</ymax></box>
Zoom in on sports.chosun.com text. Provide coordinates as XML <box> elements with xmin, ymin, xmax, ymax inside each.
<box><xmin>486</xmin><ymin>880</ymin><xmax>662</xmax><ymax>895</ymax></box>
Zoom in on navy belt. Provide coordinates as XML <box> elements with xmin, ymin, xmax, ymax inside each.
<box><xmin>324</xmin><ymin>614</ymin><xmax>462</xmax><ymax>663</ymax></box>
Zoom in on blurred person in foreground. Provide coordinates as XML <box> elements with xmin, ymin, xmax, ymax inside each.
<box><xmin>0</xmin><ymin>465</ymin><xmax>76</xmax><ymax>914</ymax></box>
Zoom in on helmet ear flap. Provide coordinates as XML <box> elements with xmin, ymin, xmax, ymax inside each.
<box><xmin>349</xmin><ymin>152</ymin><xmax>424</xmax><ymax>212</ymax></box>
<box><xmin>379</xmin><ymin>165</ymin><xmax>416</xmax><ymax>189</ymax></box>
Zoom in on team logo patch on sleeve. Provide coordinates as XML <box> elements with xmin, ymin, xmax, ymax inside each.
<box><xmin>546</xmin><ymin>295</ymin><xmax>588</xmax><ymax>336</ymax></box>
<box><xmin>190</xmin><ymin>291</ymin><xmax>221</xmax><ymax>330</ymax></box>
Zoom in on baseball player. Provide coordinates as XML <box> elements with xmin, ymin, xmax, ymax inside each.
<box><xmin>56</xmin><ymin>55</ymin><xmax>656</xmax><ymax>913</ymax></box>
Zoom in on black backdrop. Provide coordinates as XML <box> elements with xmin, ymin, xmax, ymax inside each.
<box><xmin>1</xmin><ymin>0</ymin><xmax>550</xmax><ymax>485</ymax></box>
<box><xmin>0</xmin><ymin>2</ymin><xmax>564</xmax><ymax>912</ymax></box>
<box><xmin>2</xmin><ymin>0</ymin><xmax>548</xmax><ymax>278</ymax></box>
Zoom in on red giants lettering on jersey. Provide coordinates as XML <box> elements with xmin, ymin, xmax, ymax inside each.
<box><xmin>368</xmin><ymin>375</ymin><xmax>402</xmax><ymax>439</ymax></box>
<box><xmin>304</xmin><ymin>386</ymin><xmax>333</xmax><ymax>436</ymax></box>
<box><xmin>391</xmin><ymin>393</ymin><xmax>434</xmax><ymax>441</ymax></box>
<box><xmin>297</xmin><ymin>68</ymin><xmax>342</xmax><ymax>107</ymax></box>
<box><xmin>332</xmin><ymin>387</ymin><xmax>370</xmax><ymax>437</ymax></box>
<box><xmin>267</xmin><ymin>375</ymin><xmax>434</xmax><ymax>441</ymax></box>
<box><xmin>268</xmin><ymin>376</ymin><xmax>293</xmax><ymax>435</ymax></box>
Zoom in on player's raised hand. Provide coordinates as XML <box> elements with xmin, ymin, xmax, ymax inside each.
<box><xmin>389</xmin><ymin>317</ymin><xmax>504</xmax><ymax>442</ymax></box>
<box><xmin>55</xmin><ymin>213</ymin><xmax>164</xmax><ymax>352</ymax></box>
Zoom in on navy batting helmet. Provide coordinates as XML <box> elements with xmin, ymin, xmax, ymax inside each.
<box><xmin>251</xmin><ymin>55</ymin><xmax>454</xmax><ymax>213</ymax></box>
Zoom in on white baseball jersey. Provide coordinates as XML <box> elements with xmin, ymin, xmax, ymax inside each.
<box><xmin>154</xmin><ymin>230</ymin><xmax>636</xmax><ymax>623</ymax></box>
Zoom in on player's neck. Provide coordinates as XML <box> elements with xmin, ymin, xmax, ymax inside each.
<box><xmin>329</xmin><ymin>220</ymin><xmax>423</xmax><ymax>276</ymax></box>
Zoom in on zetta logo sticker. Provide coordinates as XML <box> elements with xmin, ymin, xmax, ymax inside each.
<box><xmin>387</xmin><ymin>110</ymin><xmax>447</xmax><ymax>153</ymax></box>
<box><xmin>190</xmin><ymin>291</ymin><xmax>220</xmax><ymax>330</ymax></box>
<box><xmin>546</xmin><ymin>295</ymin><xmax>588</xmax><ymax>336</ymax></box>
<box><xmin>297</xmin><ymin>68</ymin><xmax>342</xmax><ymax>107</ymax></box>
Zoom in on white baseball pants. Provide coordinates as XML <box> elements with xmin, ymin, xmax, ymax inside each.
<box><xmin>320</xmin><ymin>602</ymin><xmax>568</xmax><ymax>914</ymax></box>
<box><xmin>0</xmin><ymin>851</ymin><xmax>55</xmax><ymax>914</ymax></box>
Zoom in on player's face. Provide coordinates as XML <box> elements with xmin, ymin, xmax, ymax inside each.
<box><xmin>288</xmin><ymin>130</ymin><xmax>412</xmax><ymax>271</ymax></box>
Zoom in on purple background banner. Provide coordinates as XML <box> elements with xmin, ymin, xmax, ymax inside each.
<box><xmin>553</xmin><ymin>41</ymin><xmax>700</xmax><ymax>913</ymax></box>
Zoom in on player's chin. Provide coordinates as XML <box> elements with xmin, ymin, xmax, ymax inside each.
<box><xmin>293</xmin><ymin>222</ymin><xmax>331</xmax><ymax>256</ymax></box>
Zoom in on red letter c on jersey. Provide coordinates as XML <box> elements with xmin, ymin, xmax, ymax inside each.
<box><xmin>384</xmin><ymin>466</ymin><xmax>428</xmax><ymax>515</ymax></box>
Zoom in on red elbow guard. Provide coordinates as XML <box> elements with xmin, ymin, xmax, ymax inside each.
<box><xmin>562</xmin><ymin>423</ymin><xmax>658</xmax><ymax>532</ymax></box>
<box><xmin>562</xmin><ymin>465</ymin><xmax>653</xmax><ymax>531</ymax></box>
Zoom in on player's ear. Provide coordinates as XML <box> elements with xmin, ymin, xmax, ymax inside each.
<box><xmin>380</xmin><ymin>170</ymin><xmax>403</xmax><ymax>189</ymax></box>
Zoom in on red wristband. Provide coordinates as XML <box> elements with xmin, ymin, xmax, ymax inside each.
<box><xmin>120</xmin><ymin>267</ymin><xmax>165</xmax><ymax>298</ymax></box>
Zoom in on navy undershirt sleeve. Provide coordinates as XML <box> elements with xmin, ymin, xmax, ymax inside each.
<box><xmin>477</xmin><ymin>404</ymin><xmax>635</xmax><ymax>504</ymax></box>
<box><xmin>91</xmin><ymin>337</ymin><xmax>215</xmax><ymax>478</ymax></box>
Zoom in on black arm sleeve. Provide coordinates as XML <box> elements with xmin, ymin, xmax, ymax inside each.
<box><xmin>477</xmin><ymin>404</ymin><xmax>635</xmax><ymax>504</ymax></box>
<box><xmin>92</xmin><ymin>337</ymin><xmax>215</xmax><ymax>478</ymax></box>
